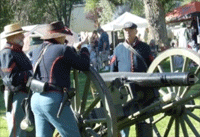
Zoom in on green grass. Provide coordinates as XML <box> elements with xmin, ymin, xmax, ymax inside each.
<box><xmin>0</xmin><ymin>91</ymin><xmax>9</xmax><ymax>137</ymax></box>
<box><xmin>0</xmin><ymin>67</ymin><xmax>200</xmax><ymax>137</ymax></box>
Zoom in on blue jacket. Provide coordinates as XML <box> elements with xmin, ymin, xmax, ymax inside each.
<box><xmin>0</xmin><ymin>43</ymin><xmax>32</xmax><ymax>92</ymax></box>
<box><xmin>32</xmin><ymin>42</ymin><xmax>90</xmax><ymax>89</ymax></box>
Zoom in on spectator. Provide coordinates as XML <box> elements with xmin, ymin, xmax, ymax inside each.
<box><xmin>190</xmin><ymin>16</ymin><xmax>198</xmax><ymax>44</ymax></box>
<box><xmin>144</xmin><ymin>27</ymin><xmax>149</xmax><ymax>43</ymax></box>
<box><xmin>170</xmin><ymin>36</ymin><xmax>178</xmax><ymax>48</ymax></box>
<box><xmin>178</xmin><ymin>23</ymin><xmax>190</xmax><ymax>48</ymax></box>
<box><xmin>138</xmin><ymin>33</ymin><xmax>141</xmax><ymax>41</ymax></box>
<box><xmin>90</xmin><ymin>30</ymin><xmax>99</xmax><ymax>52</ymax></box>
<box><xmin>88</xmin><ymin>30</ymin><xmax>99</xmax><ymax>71</ymax></box>
<box><xmin>149</xmin><ymin>39</ymin><xmax>158</xmax><ymax>58</ymax></box>
<box><xmin>97</xmin><ymin>27</ymin><xmax>110</xmax><ymax>71</ymax></box>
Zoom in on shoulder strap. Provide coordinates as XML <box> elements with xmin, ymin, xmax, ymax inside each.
<box><xmin>33</xmin><ymin>44</ymin><xmax>50</xmax><ymax>77</ymax></box>
<box><xmin>123</xmin><ymin>42</ymin><xmax>148</xmax><ymax>69</ymax></box>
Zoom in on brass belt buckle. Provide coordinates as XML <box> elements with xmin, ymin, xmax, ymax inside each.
<box><xmin>63</xmin><ymin>87</ymin><xmax>67</xmax><ymax>93</ymax></box>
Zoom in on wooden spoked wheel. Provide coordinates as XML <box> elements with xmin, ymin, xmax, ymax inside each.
<box><xmin>147</xmin><ymin>48</ymin><xmax>200</xmax><ymax>137</ymax></box>
<box><xmin>71</xmin><ymin>67</ymin><xmax>118</xmax><ymax>137</ymax></box>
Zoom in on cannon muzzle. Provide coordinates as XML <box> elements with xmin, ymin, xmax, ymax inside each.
<box><xmin>100</xmin><ymin>72</ymin><xmax>196</xmax><ymax>88</ymax></box>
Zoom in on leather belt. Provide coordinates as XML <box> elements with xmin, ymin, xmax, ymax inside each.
<box><xmin>46</xmin><ymin>84</ymin><xmax>63</xmax><ymax>92</ymax></box>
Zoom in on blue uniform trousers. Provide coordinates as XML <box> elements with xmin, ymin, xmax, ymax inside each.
<box><xmin>5</xmin><ymin>91</ymin><xmax>35</xmax><ymax>137</ymax></box>
<box><xmin>31</xmin><ymin>91</ymin><xmax>81</xmax><ymax>137</ymax></box>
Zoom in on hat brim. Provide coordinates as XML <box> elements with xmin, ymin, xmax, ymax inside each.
<box><xmin>1</xmin><ymin>30</ymin><xmax>26</xmax><ymax>39</ymax></box>
<box><xmin>40</xmin><ymin>33</ymin><xmax>67</xmax><ymax>40</ymax></box>
<box><xmin>123</xmin><ymin>27</ymin><xmax>137</xmax><ymax>29</ymax></box>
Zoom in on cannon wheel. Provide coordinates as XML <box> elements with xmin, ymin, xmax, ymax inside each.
<box><xmin>147</xmin><ymin>48</ymin><xmax>200</xmax><ymax>137</ymax></box>
<box><xmin>71</xmin><ymin>67</ymin><xmax>118</xmax><ymax>137</ymax></box>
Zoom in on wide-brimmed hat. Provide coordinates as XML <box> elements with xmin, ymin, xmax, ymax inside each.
<box><xmin>41</xmin><ymin>21</ymin><xmax>73</xmax><ymax>40</ymax></box>
<box><xmin>1</xmin><ymin>23</ymin><xmax>26</xmax><ymax>38</ymax></box>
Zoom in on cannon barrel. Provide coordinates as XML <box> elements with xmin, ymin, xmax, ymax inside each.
<box><xmin>100</xmin><ymin>72</ymin><xmax>196</xmax><ymax>87</ymax></box>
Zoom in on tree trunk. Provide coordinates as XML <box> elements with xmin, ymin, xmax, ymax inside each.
<box><xmin>63</xmin><ymin>0</ymin><xmax>67</xmax><ymax>25</ymax></box>
<box><xmin>143</xmin><ymin>0</ymin><xmax>170</xmax><ymax>48</ymax></box>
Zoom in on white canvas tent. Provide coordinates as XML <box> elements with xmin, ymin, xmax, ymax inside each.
<box><xmin>102</xmin><ymin>12</ymin><xmax>148</xmax><ymax>31</ymax></box>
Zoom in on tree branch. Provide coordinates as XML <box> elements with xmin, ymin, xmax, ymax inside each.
<box><xmin>52</xmin><ymin>0</ymin><xmax>61</xmax><ymax>21</ymax></box>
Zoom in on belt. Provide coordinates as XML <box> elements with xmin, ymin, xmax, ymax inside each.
<box><xmin>5</xmin><ymin>86</ymin><xmax>27</xmax><ymax>93</ymax></box>
<box><xmin>46</xmin><ymin>84</ymin><xmax>63</xmax><ymax>92</ymax></box>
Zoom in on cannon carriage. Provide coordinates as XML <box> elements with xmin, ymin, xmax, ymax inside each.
<box><xmin>70</xmin><ymin>48</ymin><xmax>200</xmax><ymax>137</ymax></box>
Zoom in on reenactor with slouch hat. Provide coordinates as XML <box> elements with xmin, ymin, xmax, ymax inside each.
<box><xmin>0</xmin><ymin>23</ymin><xmax>35</xmax><ymax>137</ymax></box>
<box><xmin>30</xmin><ymin>21</ymin><xmax>90</xmax><ymax>137</ymax></box>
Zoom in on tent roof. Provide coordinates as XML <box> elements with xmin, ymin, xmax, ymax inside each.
<box><xmin>166</xmin><ymin>1</ymin><xmax>200</xmax><ymax>22</ymax></box>
<box><xmin>102</xmin><ymin>12</ymin><xmax>147</xmax><ymax>31</ymax></box>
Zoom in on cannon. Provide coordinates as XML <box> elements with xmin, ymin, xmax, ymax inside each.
<box><xmin>68</xmin><ymin>48</ymin><xmax>200</xmax><ymax>137</ymax></box>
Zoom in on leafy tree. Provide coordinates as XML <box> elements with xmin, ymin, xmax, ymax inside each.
<box><xmin>85</xmin><ymin>0</ymin><xmax>101</xmax><ymax>27</ymax></box>
<box><xmin>85</xmin><ymin>0</ymin><xmax>139</xmax><ymax>27</ymax></box>
<box><xmin>98</xmin><ymin>0</ymin><xmax>115</xmax><ymax>25</ymax></box>
<box><xmin>0</xmin><ymin>0</ymin><xmax>13</xmax><ymax>32</ymax></box>
<box><xmin>9</xmin><ymin>0</ymin><xmax>82</xmax><ymax>27</ymax></box>
<box><xmin>142</xmin><ymin>0</ymin><xmax>185</xmax><ymax>47</ymax></box>
<box><xmin>103</xmin><ymin>0</ymin><xmax>144</xmax><ymax>17</ymax></box>
<box><xmin>10</xmin><ymin>0</ymin><xmax>48</xmax><ymax>26</ymax></box>
<box><xmin>85</xmin><ymin>0</ymin><xmax>188</xmax><ymax>48</ymax></box>
<box><xmin>40</xmin><ymin>0</ymin><xmax>79</xmax><ymax>26</ymax></box>
<box><xmin>85</xmin><ymin>7</ymin><xmax>102</xmax><ymax>27</ymax></box>
<box><xmin>143</xmin><ymin>0</ymin><xmax>170</xmax><ymax>47</ymax></box>
<box><xmin>130</xmin><ymin>0</ymin><xmax>145</xmax><ymax>17</ymax></box>
<box><xmin>182</xmin><ymin>0</ymin><xmax>200</xmax><ymax>5</ymax></box>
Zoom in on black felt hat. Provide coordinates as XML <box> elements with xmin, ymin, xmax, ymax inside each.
<box><xmin>41</xmin><ymin>21</ymin><xmax>73</xmax><ymax>40</ymax></box>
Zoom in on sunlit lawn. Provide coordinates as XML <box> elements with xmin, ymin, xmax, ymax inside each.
<box><xmin>0</xmin><ymin>65</ymin><xmax>200</xmax><ymax>137</ymax></box>
<box><xmin>0</xmin><ymin>91</ymin><xmax>9</xmax><ymax>137</ymax></box>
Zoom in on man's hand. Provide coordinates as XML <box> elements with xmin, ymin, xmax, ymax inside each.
<box><xmin>74</xmin><ymin>35</ymin><xmax>89</xmax><ymax>51</ymax></box>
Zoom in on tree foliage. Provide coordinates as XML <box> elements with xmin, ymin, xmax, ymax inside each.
<box><xmin>0</xmin><ymin>0</ymin><xmax>13</xmax><ymax>32</ymax></box>
<box><xmin>85</xmin><ymin>0</ymin><xmax>100</xmax><ymax>12</ymax></box>
<box><xmin>98</xmin><ymin>0</ymin><xmax>115</xmax><ymax>25</ymax></box>
<box><xmin>182</xmin><ymin>0</ymin><xmax>200</xmax><ymax>5</ymax></box>
<box><xmin>0</xmin><ymin>0</ymin><xmax>82</xmax><ymax>31</ymax></box>
<box><xmin>143</xmin><ymin>0</ymin><xmax>169</xmax><ymax>47</ymax></box>
<box><xmin>85</xmin><ymin>0</ymin><xmax>101</xmax><ymax>27</ymax></box>
<box><xmin>85</xmin><ymin>0</ymin><xmax>141</xmax><ymax>27</ymax></box>
<box><xmin>0</xmin><ymin>0</ymin><xmax>196</xmax><ymax>33</ymax></box>
<box><xmin>85</xmin><ymin>0</ymin><xmax>189</xmax><ymax>47</ymax></box>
